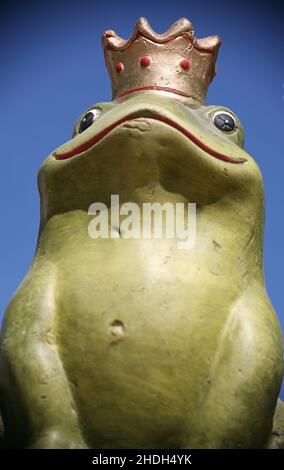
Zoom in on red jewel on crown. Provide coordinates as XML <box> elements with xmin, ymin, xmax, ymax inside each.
<box><xmin>140</xmin><ymin>56</ymin><xmax>152</xmax><ymax>67</ymax></box>
<box><xmin>116</xmin><ymin>62</ymin><xmax>124</xmax><ymax>73</ymax></box>
<box><xmin>180</xmin><ymin>58</ymin><xmax>190</xmax><ymax>70</ymax></box>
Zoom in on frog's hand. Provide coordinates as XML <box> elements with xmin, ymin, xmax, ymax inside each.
<box><xmin>181</xmin><ymin>283</ymin><xmax>283</xmax><ymax>449</ymax></box>
<box><xmin>0</xmin><ymin>409</ymin><xmax>4</xmax><ymax>448</ymax></box>
<box><xmin>0</xmin><ymin>260</ymin><xmax>88</xmax><ymax>449</ymax></box>
<box><xmin>266</xmin><ymin>400</ymin><xmax>284</xmax><ymax>449</ymax></box>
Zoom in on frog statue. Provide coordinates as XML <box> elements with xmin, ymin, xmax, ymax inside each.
<box><xmin>0</xmin><ymin>17</ymin><xmax>283</xmax><ymax>449</ymax></box>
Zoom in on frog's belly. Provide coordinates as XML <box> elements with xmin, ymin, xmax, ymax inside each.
<box><xmin>55</xmin><ymin>240</ymin><xmax>237</xmax><ymax>448</ymax></box>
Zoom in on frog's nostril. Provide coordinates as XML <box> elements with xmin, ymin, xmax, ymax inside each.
<box><xmin>121</xmin><ymin>119</ymin><xmax>152</xmax><ymax>132</ymax></box>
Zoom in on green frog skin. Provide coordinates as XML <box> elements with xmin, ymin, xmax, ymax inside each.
<box><xmin>0</xmin><ymin>92</ymin><xmax>282</xmax><ymax>449</ymax></box>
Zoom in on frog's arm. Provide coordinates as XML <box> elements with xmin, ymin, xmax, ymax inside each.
<box><xmin>266</xmin><ymin>400</ymin><xmax>284</xmax><ymax>449</ymax></box>
<box><xmin>0</xmin><ymin>259</ymin><xmax>87</xmax><ymax>448</ymax></box>
<box><xmin>182</xmin><ymin>283</ymin><xmax>283</xmax><ymax>449</ymax></box>
<box><xmin>0</xmin><ymin>409</ymin><xmax>4</xmax><ymax>448</ymax></box>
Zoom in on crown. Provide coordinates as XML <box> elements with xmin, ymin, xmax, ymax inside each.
<box><xmin>102</xmin><ymin>17</ymin><xmax>221</xmax><ymax>104</ymax></box>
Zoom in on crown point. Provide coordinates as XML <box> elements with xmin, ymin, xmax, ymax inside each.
<box><xmin>180</xmin><ymin>58</ymin><xmax>190</xmax><ymax>70</ymax></box>
<box><xmin>140</xmin><ymin>56</ymin><xmax>152</xmax><ymax>67</ymax></box>
<box><xmin>116</xmin><ymin>62</ymin><xmax>124</xmax><ymax>73</ymax></box>
<box><xmin>104</xmin><ymin>30</ymin><xmax>116</xmax><ymax>38</ymax></box>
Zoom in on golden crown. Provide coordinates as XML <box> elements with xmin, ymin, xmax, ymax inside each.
<box><xmin>102</xmin><ymin>17</ymin><xmax>221</xmax><ymax>104</ymax></box>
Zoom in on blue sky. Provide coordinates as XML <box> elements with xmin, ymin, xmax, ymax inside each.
<box><xmin>0</xmin><ymin>0</ymin><xmax>283</xmax><ymax>400</ymax></box>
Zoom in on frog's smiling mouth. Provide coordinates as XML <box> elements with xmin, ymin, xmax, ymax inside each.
<box><xmin>55</xmin><ymin>113</ymin><xmax>247</xmax><ymax>164</ymax></box>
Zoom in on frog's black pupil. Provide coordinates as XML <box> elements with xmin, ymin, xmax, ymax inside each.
<box><xmin>213</xmin><ymin>113</ymin><xmax>235</xmax><ymax>132</ymax></box>
<box><xmin>79</xmin><ymin>112</ymin><xmax>94</xmax><ymax>133</ymax></box>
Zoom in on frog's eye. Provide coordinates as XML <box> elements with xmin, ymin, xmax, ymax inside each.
<box><xmin>79</xmin><ymin>108</ymin><xmax>101</xmax><ymax>134</ymax></box>
<box><xmin>213</xmin><ymin>111</ymin><xmax>236</xmax><ymax>132</ymax></box>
